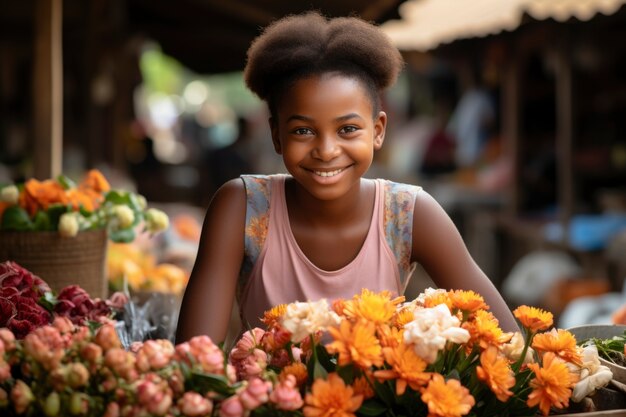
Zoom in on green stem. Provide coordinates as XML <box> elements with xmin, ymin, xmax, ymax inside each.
<box><xmin>513</xmin><ymin>330</ymin><xmax>533</xmax><ymax>373</ymax></box>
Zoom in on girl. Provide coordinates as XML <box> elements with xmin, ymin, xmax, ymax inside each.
<box><xmin>176</xmin><ymin>12</ymin><xmax>517</xmax><ymax>343</ymax></box>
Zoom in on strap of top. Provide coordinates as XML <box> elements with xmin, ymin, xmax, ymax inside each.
<box><xmin>239</xmin><ymin>175</ymin><xmax>271</xmax><ymax>301</ymax></box>
<box><xmin>382</xmin><ymin>180</ymin><xmax>422</xmax><ymax>291</ymax></box>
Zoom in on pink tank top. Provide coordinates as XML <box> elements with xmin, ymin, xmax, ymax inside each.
<box><xmin>238</xmin><ymin>175</ymin><xmax>421</xmax><ymax>329</ymax></box>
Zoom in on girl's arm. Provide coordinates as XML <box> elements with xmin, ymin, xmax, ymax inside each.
<box><xmin>410</xmin><ymin>190</ymin><xmax>519</xmax><ymax>332</ymax></box>
<box><xmin>175</xmin><ymin>179</ymin><xmax>247</xmax><ymax>344</ymax></box>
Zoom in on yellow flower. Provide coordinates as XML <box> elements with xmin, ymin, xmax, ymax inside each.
<box><xmin>373</xmin><ymin>343</ymin><xmax>431</xmax><ymax>395</ymax></box>
<box><xmin>476</xmin><ymin>346</ymin><xmax>515</xmax><ymax>402</ymax></box>
<box><xmin>303</xmin><ymin>373</ymin><xmax>363</xmax><ymax>417</ymax></box>
<box><xmin>145</xmin><ymin>208</ymin><xmax>169</xmax><ymax>233</ymax></box>
<box><xmin>58</xmin><ymin>212</ymin><xmax>80</xmax><ymax>237</ymax></box>
<box><xmin>392</xmin><ymin>307</ymin><xmax>415</xmax><ymax>328</ymax></box>
<box><xmin>280</xmin><ymin>362</ymin><xmax>308</xmax><ymax>387</ymax></box>
<box><xmin>422</xmin><ymin>291</ymin><xmax>453</xmax><ymax>310</ymax></box>
<box><xmin>532</xmin><ymin>329</ymin><xmax>582</xmax><ymax>366</ymax></box>
<box><xmin>377</xmin><ymin>324</ymin><xmax>403</xmax><ymax>348</ymax></box>
<box><xmin>513</xmin><ymin>306</ymin><xmax>553</xmax><ymax>333</ymax></box>
<box><xmin>527</xmin><ymin>352</ymin><xmax>578</xmax><ymax>416</ymax></box>
<box><xmin>112</xmin><ymin>205</ymin><xmax>135</xmax><ymax>229</ymax></box>
<box><xmin>450</xmin><ymin>290</ymin><xmax>489</xmax><ymax>313</ymax></box>
<box><xmin>420</xmin><ymin>374</ymin><xmax>475</xmax><ymax>417</ymax></box>
<box><xmin>0</xmin><ymin>185</ymin><xmax>19</xmax><ymax>204</ymax></box>
<box><xmin>464</xmin><ymin>310</ymin><xmax>510</xmax><ymax>350</ymax></box>
<box><xmin>262</xmin><ymin>304</ymin><xmax>288</xmax><ymax>329</ymax></box>
<box><xmin>342</xmin><ymin>289</ymin><xmax>404</xmax><ymax>325</ymax></box>
<box><xmin>326</xmin><ymin>320</ymin><xmax>383</xmax><ymax>369</ymax></box>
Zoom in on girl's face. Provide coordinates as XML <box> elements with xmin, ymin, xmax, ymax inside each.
<box><xmin>270</xmin><ymin>73</ymin><xmax>387</xmax><ymax>201</ymax></box>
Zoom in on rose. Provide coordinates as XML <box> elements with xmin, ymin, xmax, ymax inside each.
<box><xmin>0</xmin><ymin>261</ymin><xmax>51</xmax><ymax>297</ymax></box>
<box><xmin>54</xmin><ymin>285</ymin><xmax>111</xmax><ymax>324</ymax></box>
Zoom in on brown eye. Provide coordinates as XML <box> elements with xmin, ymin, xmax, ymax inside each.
<box><xmin>339</xmin><ymin>126</ymin><xmax>359</xmax><ymax>134</ymax></box>
<box><xmin>293</xmin><ymin>127</ymin><xmax>314</xmax><ymax>135</ymax></box>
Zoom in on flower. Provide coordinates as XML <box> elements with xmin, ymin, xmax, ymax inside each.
<box><xmin>281</xmin><ymin>299</ymin><xmax>341</xmax><ymax>343</ymax></box>
<box><xmin>475</xmin><ymin>346</ymin><xmax>515</xmax><ymax>402</ymax></box>
<box><xmin>532</xmin><ymin>328</ymin><xmax>582</xmax><ymax>366</ymax></box>
<box><xmin>501</xmin><ymin>331</ymin><xmax>534</xmax><ymax>364</ymax></box>
<box><xmin>571</xmin><ymin>344</ymin><xmax>613</xmax><ymax>402</ymax></box>
<box><xmin>178</xmin><ymin>392</ymin><xmax>213</xmax><ymax>416</ymax></box>
<box><xmin>326</xmin><ymin>320</ymin><xmax>383</xmax><ymax>369</ymax></box>
<box><xmin>303</xmin><ymin>373</ymin><xmax>363</xmax><ymax>417</ymax></box>
<box><xmin>420</xmin><ymin>374</ymin><xmax>475</xmax><ymax>417</ymax></box>
<box><xmin>450</xmin><ymin>289</ymin><xmax>489</xmax><ymax>313</ymax></box>
<box><xmin>270</xmin><ymin>374</ymin><xmax>304</xmax><ymax>410</ymax></box>
<box><xmin>341</xmin><ymin>289</ymin><xmax>404</xmax><ymax>325</ymax></box>
<box><xmin>373</xmin><ymin>342</ymin><xmax>431</xmax><ymax>395</ymax></box>
<box><xmin>527</xmin><ymin>352</ymin><xmax>578</xmax><ymax>416</ymax></box>
<box><xmin>513</xmin><ymin>306</ymin><xmax>553</xmax><ymax>333</ymax></box>
<box><xmin>0</xmin><ymin>169</ymin><xmax>168</xmax><ymax>243</ymax></box>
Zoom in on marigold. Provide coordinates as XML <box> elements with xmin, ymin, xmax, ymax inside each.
<box><xmin>422</xmin><ymin>290</ymin><xmax>453</xmax><ymax>310</ymax></box>
<box><xmin>464</xmin><ymin>310</ymin><xmax>510</xmax><ymax>350</ymax></box>
<box><xmin>513</xmin><ymin>306</ymin><xmax>553</xmax><ymax>333</ymax></box>
<box><xmin>303</xmin><ymin>373</ymin><xmax>363</xmax><ymax>417</ymax></box>
<box><xmin>450</xmin><ymin>290</ymin><xmax>489</xmax><ymax>313</ymax></box>
<box><xmin>527</xmin><ymin>352</ymin><xmax>578</xmax><ymax>416</ymax></box>
<box><xmin>279</xmin><ymin>362</ymin><xmax>308</xmax><ymax>387</ymax></box>
<box><xmin>532</xmin><ymin>329</ymin><xmax>582</xmax><ymax>366</ymax></box>
<box><xmin>420</xmin><ymin>374</ymin><xmax>475</xmax><ymax>417</ymax></box>
<box><xmin>326</xmin><ymin>320</ymin><xmax>383</xmax><ymax>369</ymax></box>
<box><xmin>342</xmin><ymin>289</ymin><xmax>404</xmax><ymax>325</ymax></box>
<box><xmin>377</xmin><ymin>324</ymin><xmax>403</xmax><ymax>348</ymax></box>
<box><xmin>80</xmin><ymin>169</ymin><xmax>110</xmax><ymax>193</ymax></box>
<box><xmin>476</xmin><ymin>346</ymin><xmax>515</xmax><ymax>402</ymax></box>
<box><xmin>352</xmin><ymin>375</ymin><xmax>375</xmax><ymax>400</ymax></box>
<box><xmin>392</xmin><ymin>308</ymin><xmax>415</xmax><ymax>328</ymax></box>
<box><xmin>262</xmin><ymin>304</ymin><xmax>288</xmax><ymax>329</ymax></box>
<box><xmin>373</xmin><ymin>343</ymin><xmax>431</xmax><ymax>395</ymax></box>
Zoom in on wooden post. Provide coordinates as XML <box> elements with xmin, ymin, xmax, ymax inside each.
<box><xmin>555</xmin><ymin>29</ymin><xmax>574</xmax><ymax>244</ymax></box>
<box><xmin>33</xmin><ymin>0</ymin><xmax>63</xmax><ymax>179</ymax></box>
<box><xmin>501</xmin><ymin>40</ymin><xmax>520</xmax><ymax>218</ymax></box>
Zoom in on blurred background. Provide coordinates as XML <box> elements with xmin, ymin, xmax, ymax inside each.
<box><xmin>2</xmin><ymin>0</ymin><xmax>626</xmax><ymax>329</ymax></box>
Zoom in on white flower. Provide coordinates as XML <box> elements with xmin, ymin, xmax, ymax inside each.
<box><xmin>58</xmin><ymin>213</ymin><xmax>80</xmax><ymax>237</ymax></box>
<box><xmin>0</xmin><ymin>185</ymin><xmax>18</xmax><ymax>204</ymax></box>
<box><xmin>501</xmin><ymin>332</ymin><xmax>535</xmax><ymax>364</ymax></box>
<box><xmin>571</xmin><ymin>344</ymin><xmax>613</xmax><ymax>402</ymax></box>
<box><xmin>145</xmin><ymin>208</ymin><xmax>169</xmax><ymax>233</ymax></box>
<box><xmin>403</xmin><ymin>303</ymin><xmax>470</xmax><ymax>363</ymax></box>
<box><xmin>112</xmin><ymin>205</ymin><xmax>135</xmax><ymax>228</ymax></box>
<box><xmin>280</xmin><ymin>299</ymin><xmax>341</xmax><ymax>343</ymax></box>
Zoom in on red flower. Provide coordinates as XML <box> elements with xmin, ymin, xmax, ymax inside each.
<box><xmin>0</xmin><ymin>261</ymin><xmax>51</xmax><ymax>300</ymax></box>
<box><xmin>54</xmin><ymin>285</ymin><xmax>111</xmax><ymax>324</ymax></box>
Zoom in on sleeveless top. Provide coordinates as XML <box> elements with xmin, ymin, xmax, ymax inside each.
<box><xmin>238</xmin><ymin>174</ymin><xmax>421</xmax><ymax>328</ymax></box>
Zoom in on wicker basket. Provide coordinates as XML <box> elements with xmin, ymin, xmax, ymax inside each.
<box><xmin>0</xmin><ymin>229</ymin><xmax>108</xmax><ymax>299</ymax></box>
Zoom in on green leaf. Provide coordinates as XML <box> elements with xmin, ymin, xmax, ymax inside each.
<box><xmin>316</xmin><ymin>344</ymin><xmax>335</xmax><ymax>372</ymax></box>
<box><xmin>109</xmin><ymin>228</ymin><xmax>135</xmax><ymax>243</ymax></box>
<box><xmin>358</xmin><ymin>399</ymin><xmax>389</xmax><ymax>416</ymax></box>
<box><xmin>337</xmin><ymin>364</ymin><xmax>355</xmax><ymax>384</ymax></box>
<box><xmin>33</xmin><ymin>210</ymin><xmax>51</xmax><ymax>231</ymax></box>
<box><xmin>56</xmin><ymin>174</ymin><xmax>76</xmax><ymax>190</ymax></box>
<box><xmin>105</xmin><ymin>190</ymin><xmax>132</xmax><ymax>205</ymax></box>
<box><xmin>46</xmin><ymin>204</ymin><xmax>70</xmax><ymax>230</ymax></box>
<box><xmin>39</xmin><ymin>291</ymin><xmax>57</xmax><ymax>312</ymax></box>
<box><xmin>313</xmin><ymin>359</ymin><xmax>328</xmax><ymax>380</ymax></box>
<box><xmin>1</xmin><ymin>205</ymin><xmax>33</xmax><ymax>231</ymax></box>
<box><xmin>188</xmin><ymin>371</ymin><xmax>235</xmax><ymax>396</ymax></box>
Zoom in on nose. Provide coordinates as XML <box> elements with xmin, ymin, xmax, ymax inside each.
<box><xmin>311</xmin><ymin>134</ymin><xmax>341</xmax><ymax>161</ymax></box>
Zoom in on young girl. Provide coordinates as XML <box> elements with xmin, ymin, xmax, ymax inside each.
<box><xmin>176</xmin><ymin>12</ymin><xmax>517</xmax><ymax>343</ymax></box>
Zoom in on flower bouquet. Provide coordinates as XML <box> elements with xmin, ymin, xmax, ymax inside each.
<box><xmin>0</xmin><ymin>287</ymin><xmax>616</xmax><ymax>417</ymax></box>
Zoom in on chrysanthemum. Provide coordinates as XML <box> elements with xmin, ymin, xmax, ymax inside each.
<box><xmin>527</xmin><ymin>352</ymin><xmax>578</xmax><ymax>416</ymax></box>
<box><xmin>532</xmin><ymin>329</ymin><xmax>582</xmax><ymax>366</ymax></box>
<box><xmin>450</xmin><ymin>290</ymin><xmax>489</xmax><ymax>313</ymax></box>
<box><xmin>352</xmin><ymin>374</ymin><xmax>375</xmax><ymax>400</ymax></box>
<box><xmin>378</xmin><ymin>324</ymin><xmax>404</xmax><ymax>348</ymax></box>
<box><xmin>303</xmin><ymin>373</ymin><xmax>363</xmax><ymax>417</ymax></box>
<box><xmin>342</xmin><ymin>289</ymin><xmax>404</xmax><ymax>326</ymax></box>
<box><xmin>326</xmin><ymin>320</ymin><xmax>383</xmax><ymax>369</ymax></box>
<box><xmin>476</xmin><ymin>346</ymin><xmax>515</xmax><ymax>402</ymax></box>
<box><xmin>420</xmin><ymin>374</ymin><xmax>475</xmax><ymax>417</ymax></box>
<box><xmin>373</xmin><ymin>343</ymin><xmax>431</xmax><ymax>395</ymax></box>
<box><xmin>464</xmin><ymin>310</ymin><xmax>511</xmax><ymax>350</ymax></box>
<box><xmin>262</xmin><ymin>304</ymin><xmax>288</xmax><ymax>329</ymax></box>
<box><xmin>513</xmin><ymin>306</ymin><xmax>553</xmax><ymax>333</ymax></box>
<box><xmin>279</xmin><ymin>362</ymin><xmax>308</xmax><ymax>387</ymax></box>
<box><xmin>392</xmin><ymin>308</ymin><xmax>415</xmax><ymax>328</ymax></box>
<box><xmin>422</xmin><ymin>291</ymin><xmax>453</xmax><ymax>310</ymax></box>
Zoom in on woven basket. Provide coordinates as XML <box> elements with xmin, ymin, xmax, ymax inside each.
<box><xmin>0</xmin><ymin>229</ymin><xmax>108</xmax><ymax>299</ymax></box>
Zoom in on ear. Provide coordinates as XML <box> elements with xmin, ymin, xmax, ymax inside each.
<box><xmin>373</xmin><ymin>111</ymin><xmax>387</xmax><ymax>150</ymax></box>
<box><xmin>269</xmin><ymin>116</ymin><xmax>282</xmax><ymax>154</ymax></box>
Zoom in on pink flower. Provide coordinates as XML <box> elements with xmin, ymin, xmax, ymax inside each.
<box><xmin>106</xmin><ymin>291</ymin><xmax>129</xmax><ymax>310</ymax></box>
<box><xmin>240</xmin><ymin>377</ymin><xmax>271</xmax><ymax>410</ymax></box>
<box><xmin>102</xmin><ymin>402</ymin><xmax>120</xmax><ymax>417</ymax></box>
<box><xmin>105</xmin><ymin>348</ymin><xmax>138</xmax><ymax>382</ymax></box>
<box><xmin>51</xmin><ymin>316</ymin><xmax>75</xmax><ymax>334</ymax></box>
<box><xmin>0</xmin><ymin>328</ymin><xmax>16</xmax><ymax>351</ymax></box>
<box><xmin>178</xmin><ymin>391</ymin><xmax>213</xmax><ymax>416</ymax></box>
<box><xmin>23</xmin><ymin>327</ymin><xmax>66</xmax><ymax>370</ymax></box>
<box><xmin>270</xmin><ymin>375</ymin><xmax>304</xmax><ymax>411</ymax></box>
<box><xmin>136</xmin><ymin>340</ymin><xmax>175</xmax><ymax>372</ymax></box>
<box><xmin>219</xmin><ymin>395</ymin><xmax>245</xmax><ymax>417</ymax></box>
<box><xmin>81</xmin><ymin>342</ymin><xmax>103</xmax><ymax>365</ymax></box>
<box><xmin>230</xmin><ymin>328</ymin><xmax>265</xmax><ymax>360</ymax></box>
<box><xmin>95</xmin><ymin>324</ymin><xmax>122</xmax><ymax>351</ymax></box>
<box><xmin>175</xmin><ymin>336</ymin><xmax>226</xmax><ymax>375</ymax></box>
<box><xmin>136</xmin><ymin>374</ymin><xmax>173</xmax><ymax>416</ymax></box>
<box><xmin>0</xmin><ymin>359</ymin><xmax>11</xmax><ymax>383</ymax></box>
<box><xmin>66</xmin><ymin>362</ymin><xmax>90</xmax><ymax>388</ymax></box>
<box><xmin>10</xmin><ymin>379</ymin><xmax>34</xmax><ymax>414</ymax></box>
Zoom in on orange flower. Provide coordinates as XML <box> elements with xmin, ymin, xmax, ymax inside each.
<box><xmin>303</xmin><ymin>373</ymin><xmax>363</xmax><ymax>417</ymax></box>
<box><xmin>377</xmin><ymin>324</ymin><xmax>403</xmax><ymax>348</ymax></box>
<box><xmin>464</xmin><ymin>310</ymin><xmax>510</xmax><ymax>350</ymax></box>
<box><xmin>420</xmin><ymin>374</ymin><xmax>475</xmax><ymax>417</ymax></box>
<box><xmin>532</xmin><ymin>329</ymin><xmax>582</xmax><ymax>366</ymax></box>
<box><xmin>527</xmin><ymin>352</ymin><xmax>578</xmax><ymax>416</ymax></box>
<box><xmin>80</xmin><ymin>169</ymin><xmax>110</xmax><ymax>192</ymax></box>
<box><xmin>352</xmin><ymin>375</ymin><xmax>375</xmax><ymax>400</ymax></box>
<box><xmin>513</xmin><ymin>306</ymin><xmax>553</xmax><ymax>333</ymax></box>
<box><xmin>0</xmin><ymin>201</ymin><xmax>9</xmax><ymax>222</ymax></box>
<box><xmin>22</xmin><ymin>179</ymin><xmax>68</xmax><ymax>215</ymax></box>
<box><xmin>280</xmin><ymin>362</ymin><xmax>308</xmax><ymax>387</ymax></box>
<box><xmin>450</xmin><ymin>290</ymin><xmax>489</xmax><ymax>313</ymax></box>
<box><xmin>392</xmin><ymin>308</ymin><xmax>415</xmax><ymax>328</ymax></box>
<box><xmin>326</xmin><ymin>320</ymin><xmax>383</xmax><ymax>369</ymax></box>
<box><xmin>262</xmin><ymin>304</ymin><xmax>288</xmax><ymax>329</ymax></box>
<box><xmin>423</xmin><ymin>291</ymin><xmax>453</xmax><ymax>310</ymax></box>
<box><xmin>476</xmin><ymin>346</ymin><xmax>515</xmax><ymax>402</ymax></box>
<box><xmin>65</xmin><ymin>188</ymin><xmax>97</xmax><ymax>212</ymax></box>
<box><xmin>373</xmin><ymin>343</ymin><xmax>431</xmax><ymax>395</ymax></box>
<box><xmin>342</xmin><ymin>289</ymin><xmax>404</xmax><ymax>325</ymax></box>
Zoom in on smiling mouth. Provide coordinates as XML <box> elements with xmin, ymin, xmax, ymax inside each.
<box><xmin>311</xmin><ymin>168</ymin><xmax>345</xmax><ymax>177</ymax></box>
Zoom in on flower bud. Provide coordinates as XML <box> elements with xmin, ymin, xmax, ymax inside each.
<box><xmin>136</xmin><ymin>194</ymin><xmax>147</xmax><ymax>210</ymax></box>
<box><xmin>69</xmin><ymin>392</ymin><xmax>88</xmax><ymax>415</ymax></box>
<box><xmin>43</xmin><ymin>392</ymin><xmax>60</xmax><ymax>417</ymax></box>
<box><xmin>66</xmin><ymin>363</ymin><xmax>90</xmax><ymax>389</ymax></box>
<box><xmin>0</xmin><ymin>387</ymin><xmax>8</xmax><ymax>408</ymax></box>
<box><xmin>145</xmin><ymin>208</ymin><xmax>169</xmax><ymax>233</ymax></box>
<box><xmin>112</xmin><ymin>205</ymin><xmax>135</xmax><ymax>229</ymax></box>
<box><xmin>58</xmin><ymin>213</ymin><xmax>80</xmax><ymax>238</ymax></box>
<box><xmin>11</xmin><ymin>380</ymin><xmax>34</xmax><ymax>414</ymax></box>
<box><xmin>0</xmin><ymin>185</ymin><xmax>19</xmax><ymax>204</ymax></box>
<box><xmin>178</xmin><ymin>392</ymin><xmax>213</xmax><ymax>416</ymax></box>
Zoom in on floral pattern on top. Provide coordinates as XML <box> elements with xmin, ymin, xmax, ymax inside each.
<box><xmin>382</xmin><ymin>180</ymin><xmax>422</xmax><ymax>290</ymax></box>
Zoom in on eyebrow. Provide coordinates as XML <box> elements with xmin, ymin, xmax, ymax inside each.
<box><xmin>286</xmin><ymin>113</ymin><xmax>364</xmax><ymax>123</ymax></box>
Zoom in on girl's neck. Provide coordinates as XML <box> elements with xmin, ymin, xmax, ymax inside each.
<box><xmin>285</xmin><ymin>177</ymin><xmax>372</xmax><ymax>227</ymax></box>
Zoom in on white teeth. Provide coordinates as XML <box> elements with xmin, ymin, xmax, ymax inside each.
<box><xmin>313</xmin><ymin>168</ymin><xmax>343</xmax><ymax>177</ymax></box>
